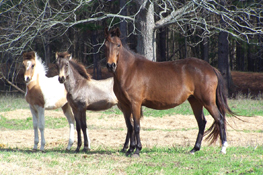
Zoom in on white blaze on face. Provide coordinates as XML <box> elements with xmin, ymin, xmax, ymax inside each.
<box><xmin>26</xmin><ymin>61</ymin><xmax>32</xmax><ymax>70</ymax></box>
<box><xmin>24</xmin><ymin>60</ymin><xmax>32</xmax><ymax>82</ymax></box>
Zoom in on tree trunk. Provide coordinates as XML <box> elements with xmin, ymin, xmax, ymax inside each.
<box><xmin>218</xmin><ymin>0</ymin><xmax>234</xmax><ymax>96</ymax></box>
<box><xmin>236</xmin><ymin>41</ymin><xmax>245</xmax><ymax>71</ymax></box>
<box><xmin>120</xmin><ymin>0</ymin><xmax>127</xmax><ymax>45</ymax></box>
<box><xmin>135</xmin><ymin>0</ymin><xmax>156</xmax><ymax>61</ymax></box>
<box><xmin>157</xmin><ymin>27</ymin><xmax>167</xmax><ymax>62</ymax></box>
<box><xmin>247</xmin><ymin>43</ymin><xmax>254</xmax><ymax>71</ymax></box>
<box><xmin>202</xmin><ymin>37</ymin><xmax>209</xmax><ymax>62</ymax></box>
<box><xmin>91</xmin><ymin>31</ymin><xmax>101</xmax><ymax>80</ymax></box>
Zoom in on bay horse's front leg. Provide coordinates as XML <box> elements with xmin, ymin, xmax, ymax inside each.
<box><xmin>118</xmin><ymin>104</ymin><xmax>133</xmax><ymax>153</ymax></box>
<box><xmin>131</xmin><ymin>104</ymin><xmax>142</xmax><ymax>158</ymax></box>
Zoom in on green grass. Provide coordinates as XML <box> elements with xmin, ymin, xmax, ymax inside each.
<box><xmin>0</xmin><ymin>146</ymin><xmax>262</xmax><ymax>174</ymax></box>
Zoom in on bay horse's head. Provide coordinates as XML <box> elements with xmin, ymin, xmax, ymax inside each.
<box><xmin>22</xmin><ymin>51</ymin><xmax>37</xmax><ymax>83</ymax></box>
<box><xmin>55</xmin><ymin>52</ymin><xmax>72</xmax><ymax>84</ymax></box>
<box><xmin>105</xmin><ymin>27</ymin><xmax>122</xmax><ymax>72</ymax></box>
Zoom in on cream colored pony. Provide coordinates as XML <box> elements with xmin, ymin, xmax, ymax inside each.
<box><xmin>22</xmin><ymin>51</ymin><xmax>78</xmax><ymax>151</ymax></box>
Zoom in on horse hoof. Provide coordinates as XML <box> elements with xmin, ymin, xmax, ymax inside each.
<box><xmin>83</xmin><ymin>148</ymin><xmax>90</xmax><ymax>153</ymax></box>
<box><xmin>32</xmin><ymin>149</ymin><xmax>37</xmax><ymax>152</ymax></box>
<box><xmin>120</xmin><ymin>148</ymin><xmax>127</xmax><ymax>153</ymax></box>
<box><xmin>220</xmin><ymin>150</ymin><xmax>226</xmax><ymax>154</ymax></box>
<box><xmin>131</xmin><ymin>153</ymin><xmax>140</xmax><ymax>158</ymax></box>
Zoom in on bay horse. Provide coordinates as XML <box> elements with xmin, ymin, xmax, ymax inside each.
<box><xmin>105</xmin><ymin>28</ymin><xmax>235</xmax><ymax>157</ymax></box>
<box><xmin>22</xmin><ymin>51</ymin><xmax>75</xmax><ymax>152</ymax></box>
<box><xmin>56</xmin><ymin>52</ymin><xmax>121</xmax><ymax>153</ymax></box>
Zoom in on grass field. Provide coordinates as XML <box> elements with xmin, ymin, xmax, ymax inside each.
<box><xmin>0</xmin><ymin>95</ymin><xmax>263</xmax><ymax>174</ymax></box>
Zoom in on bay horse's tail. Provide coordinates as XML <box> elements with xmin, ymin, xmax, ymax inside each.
<box><xmin>205</xmin><ymin>68</ymin><xmax>235</xmax><ymax>144</ymax></box>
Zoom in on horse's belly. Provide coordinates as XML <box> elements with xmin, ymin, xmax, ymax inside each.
<box><xmin>143</xmin><ymin>100</ymin><xmax>179</xmax><ymax>110</ymax></box>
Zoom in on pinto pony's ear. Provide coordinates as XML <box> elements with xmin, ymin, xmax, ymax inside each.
<box><xmin>55</xmin><ymin>52</ymin><xmax>59</xmax><ymax>60</ymax></box>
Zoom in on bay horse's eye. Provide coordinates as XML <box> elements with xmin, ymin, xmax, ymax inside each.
<box><xmin>117</xmin><ymin>44</ymin><xmax>120</xmax><ymax>47</ymax></box>
<box><xmin>32</xmin><ymin>64</ymin><xmax>35</xmax><ymax>68</ymax></box>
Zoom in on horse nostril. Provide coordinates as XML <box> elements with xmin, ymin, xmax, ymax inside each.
<box><xmin>112</xmin><ymin>63</ymin><xmax>116</xmax><ymax>68</ymax></box>
<box><xmin>106</xmin><ymin>63</ymin><xmax>111</xmax><ymax>69</ymax></box>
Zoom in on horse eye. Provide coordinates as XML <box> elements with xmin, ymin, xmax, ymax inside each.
<box><xmin>117</xmin><ymin>44</ymin><xmax>120</xmax><ymax>47</ymax></box>
<box><xmin>32</xmin><ymin>64</ymin><xmax>35</xmax><ymax>68</ymax></box>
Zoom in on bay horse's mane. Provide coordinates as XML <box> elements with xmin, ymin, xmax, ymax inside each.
<box><xmin>57</xmin><ymin>52</ymin><xmax>91</xmax><ymax>80</ymax></box>
<box><xmin>69</xmin><ymin>59</ymin><xmax>91</xmax><ymax>80</ymax></box>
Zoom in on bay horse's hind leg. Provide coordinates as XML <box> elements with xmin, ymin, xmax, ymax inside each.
<box><xmin>205</xmin><ymin>104</ymin><xmax>228</xmax><ymax>154</ymax></box>
<box><xmin>62</xmin><ymin>103</ymin><xmax>75</xmax><ymax>151</ymax></box>
<box><xmin>188</xmin><ymin>97</ymin><xmax>207</xmax><ymax>154</ymax></box>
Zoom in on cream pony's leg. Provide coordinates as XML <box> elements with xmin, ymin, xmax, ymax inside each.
<box><xmin>30</xmin><ymin>105</ymin><xmax>39</xmax><ymax>150</ymax></box>
<box><xmin>62</xmin><ymin>103</ymin><xmax>75</xmax><ymax>150</ymax></box>
<box><xmin>36</xmin><ymin>106</ymin><xmax>45</xmax><ymax>151</ymax></box>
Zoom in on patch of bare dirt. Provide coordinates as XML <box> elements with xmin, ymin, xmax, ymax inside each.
<box><xmin>1</xmin><ymin>109</ymin><xmax>263</xmax><ymax>151</ymax></box>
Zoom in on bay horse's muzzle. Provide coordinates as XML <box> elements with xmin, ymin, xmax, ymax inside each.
<box><xmin>106</xmin><ymin>63</ymin><xmax>117</xmax><ymax>72</ymax></box>
<box><xmin>58</xmin><ymin>76</ymin><xmax>65</xmax><ymax>84</ymax></box>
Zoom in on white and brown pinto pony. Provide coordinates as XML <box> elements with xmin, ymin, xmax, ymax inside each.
<box><xmin>22</xmin><ymin>51</ymin><xmax>76</xmax><ymax>152</ymax></box>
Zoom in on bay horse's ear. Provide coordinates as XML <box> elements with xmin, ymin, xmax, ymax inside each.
<box><xmin>115</xmin><ymin>27</ymin><xmax>121</xmax><ymax>37</ymax></box>
<box><xmin>105</xmin><ymin>27</ymin><xmax>109</xmax><ymax>38</ymax></box>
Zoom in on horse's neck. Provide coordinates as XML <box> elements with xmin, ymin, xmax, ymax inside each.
<box><xmin>64</xmin><ymin>65</ymin><xmax>85</xmax><ymax>94</ymax></box>
<box><xmin>115</xmin><ymin>48</ymin><xmax>135</xmax><ymax>80</ymax></box>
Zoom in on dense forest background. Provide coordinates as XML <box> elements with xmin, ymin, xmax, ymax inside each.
<box><xmin>0</xmin><ymin>0</ymin><xmax>262</xmax><ymax>95</ymax></box>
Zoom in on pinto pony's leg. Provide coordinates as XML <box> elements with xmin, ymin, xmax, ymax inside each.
<box><xmin>62</xmin><ymin>103</ymin><xmax>75</xmax><ymax>151</ymax></box>
<box><xmin>34</xmin><ymin>106</ymin><xmax>45</xmax><ymax>151</ymax></box>
<box><xmin>30</xmin><ymin>105</ymin><xmax>39</xmax><ymax>150</ymax></box>
<box><xmin>188</xmin><ymin>97</ymin><xmax>207</xmax><ymax>154</ymax></box>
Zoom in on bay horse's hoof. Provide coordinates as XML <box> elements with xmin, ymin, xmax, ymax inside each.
<box><xmin>131</xmin><ymin>153</ymin><xmax>140</xmax><ymax>158</ymax></box>
<box><xmin>120</xmin><ymin>148</ymin><xmax>127</xmax><ymax>153</ymax></box>
<box><xmin>189</xmin><ymin>149</ymin><xmax>196</xmax><ymax>155</ymax></box>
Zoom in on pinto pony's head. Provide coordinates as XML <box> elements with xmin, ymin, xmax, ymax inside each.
<box><xmin>22</xmin><ymin>51</ymin><xmax>38</xmax><ymax>83</ymax></box>
<box><xmin>105</xmin><ymin>27</ymin><xmax>122</xmax><ymax>73</ymax></box>
<box><xmin>55</xmin><ymin>52</ymin><xmax>72</xmax><ymax>84</ymax></box>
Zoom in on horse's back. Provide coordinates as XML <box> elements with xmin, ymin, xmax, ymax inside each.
<box><xmin>128</xmin><ymin>57</ymin><xmax>218</xmax><ymax>109</ymax></box>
